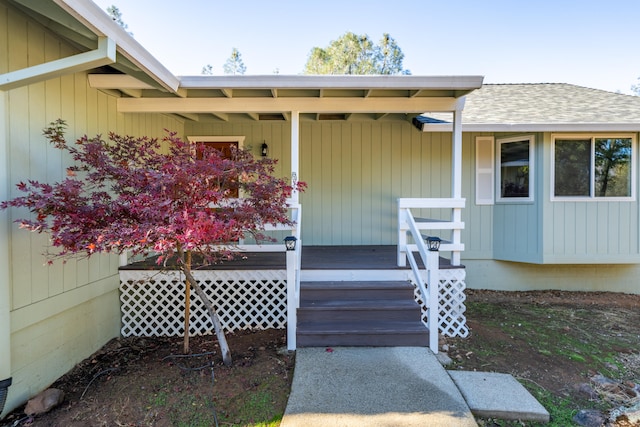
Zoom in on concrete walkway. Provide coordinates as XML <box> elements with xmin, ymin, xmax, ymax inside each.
<box><xmin>281</xmin><ymin>347</ymin><xmax>550</xmax><ymax>427</ymax></box>
<box><xmin>280</xmin><ymin>347</ymin><xmax>478</xmax><ymax>427</ymax></box>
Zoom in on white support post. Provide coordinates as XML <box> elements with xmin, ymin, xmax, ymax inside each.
<box><xmin>286</xmin><ymin>247</ymin><xmax>298</xmax><ymax>351</ymax></box>
<box><xmin>452</xmin><ymin>99</ymin><xmax>464</xmax><ymax>200</ymax></box>
<box><xmin>427</xmin><ymin>250</ymin><xmax>440</xmax><ymax>354</ymax></box>
<box><xmin>397</xmin><ymin>203</ymin><xmax>407</xmax><ymax>266</ymax></box>
<box><xmin>290</xmin><ymin>111</ymin><xmax>300</xmax><ymax>204</ymax></box>
<box><xmin>451</xmin><ymin>100</ymin><xmax>465</xmax><ymax>266</ymax></box>
<box><xmin>0</xmin><ymin>91</ymin><xmax>12</xmax><ymax>417</ymax></box>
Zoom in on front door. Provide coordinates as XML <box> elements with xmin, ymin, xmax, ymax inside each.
<box><xmin>198</xmin><ymin>141</ymin><xmax>239</xmax><ymax>198</ymax></box>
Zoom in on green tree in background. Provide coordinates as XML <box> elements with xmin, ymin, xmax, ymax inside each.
<box><xmin>304</xmin><ymin>32</ymin><xmax>410</xmax><ymax>75</ymax></box>
<box><xmin>223</xmin><ymin>48</ymin><xmax>247</xmax><ymax>75</ymax></box>
<box><xmin>106</xmin><ymin>5</ymin><xmax>133</xmax><ymax>36</ymax></box>
<box><xmin>632</xmin><ymin>77</ymin><xmax>640</xmax><ymax>95</ymax></box>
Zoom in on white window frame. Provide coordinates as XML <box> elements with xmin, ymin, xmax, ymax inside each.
<box><xmin>551</xmin><ymin>133</ymin><xmax>636</xmax><ymax>202</ymax></box>
<box><xmin>475</xmin><ymin>136</ymin><xmax>495</xmax><ymax>205</ymax></box>
<box><xmin>496</xmin><ymin>135</ymin><xmax>535</xmax><ymax>203</ymax></box>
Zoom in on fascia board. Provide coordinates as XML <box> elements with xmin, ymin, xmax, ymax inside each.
<box><xmin>53</xmin><ymin>0</ymin><xmax>180</xmax><ymax>94</ymax></box>
<box><xmin>421</xmin><ymin>123</ymin><xmax>640</xmax><ymax>132</ymax></box>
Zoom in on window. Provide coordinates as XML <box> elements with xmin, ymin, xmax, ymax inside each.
<box><xmin>497</xmin><ymin>135</ymin><xmax>534</xmax><ymax>202</ymax></box>
<box><xmin>552</xmin><ymin>135</ymin><xmax>635</xmax><ymax>200</ymax></box>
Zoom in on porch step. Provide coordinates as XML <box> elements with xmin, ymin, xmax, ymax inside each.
<box><xmin>297</xmin><ymin>281</ymin><xmax>429</xmax><ymax>347</ymax></box>
<box><xmin>300</xmin><ymin>280</ymin><xmax>416</xmax><ymax>301</ymax></box>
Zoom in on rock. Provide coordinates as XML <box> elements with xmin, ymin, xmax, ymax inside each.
<box><xmin>24</xmin><ymin>388</ymin><xmax>65</xmax><ymax>415</ymax></box>
<box><xmin>576</xmin><ymin>383</ymin><xmax>598</xmax><ymax>400</ymax></box>
<box><xmin>572</xmin><ymin>409</ymin><xmax>606</xmax><ymax>427</ymax></box>
<box><xmin>591</xmin><ymin>374</ymin><xmax>617</xmax><ymax>387</ymax></box>
<box><xmin>441</xmin><ymin>344</ymin><xmax>449</xmax><ymax>352</ymax></box>
<box><xmin>436</xmin><ymin>352</ymin><xmax>452</xmax><ymax>366</ymax></box>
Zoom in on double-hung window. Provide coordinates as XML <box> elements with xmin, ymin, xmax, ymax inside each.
<box><xmin>552</xmin><ymin>135</ymin><xmax>635</xmax><ymax>200</ymax></box>
<box><xmin>497</xmin><ymin>135</ymin><xmax>534</xmax><ymax>202</ymax></box>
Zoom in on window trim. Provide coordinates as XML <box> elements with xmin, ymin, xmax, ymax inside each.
<box><xmin>187</xmin><ymin>135</ymin><xmax>245</xmax><ymax>148</ymax></box>
<box><xmin>550</xmin><ymin>133</ymin><xmax>636</xmax><ymax>202</ymax></box>
<box><xmin>496</xmin><ymin>135</ymin><xmax>535</xmax><ymax>203</ymax></box>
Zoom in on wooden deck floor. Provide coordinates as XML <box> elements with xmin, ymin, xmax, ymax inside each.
<box><xmin>120</xmin><ymin>245</ymin><xmax>459</xmax><ymax>270</ymax></box>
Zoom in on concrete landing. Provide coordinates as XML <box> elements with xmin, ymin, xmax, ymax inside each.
<box><xmin>448</xmin><ymin>371</ymin><xmax>550</xmax><ymax>423</ymax></box>
<box><xmin>281</xmin><ymin>347</ymin><xmax>477</xmax><ymax>427</ymax></box>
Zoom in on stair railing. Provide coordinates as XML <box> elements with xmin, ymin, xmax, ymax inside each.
<box><xmin>401</xmin><ymin>207</ymin><xmax>440</xmax><ymax>354</ymax></box>
<box><xmin>397</xmin><ymin>198</ymin><xmax>466</xmax><ymax>354</ymax></box>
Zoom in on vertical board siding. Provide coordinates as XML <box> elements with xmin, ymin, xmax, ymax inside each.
<box><xmin>1</xmin><ymin>3</ymin><xmax>185</xmax><ymax>415</ymax></box>
<box><xmin>4</xmin><ymin>8</ymin><xmax>185</xmax><ymax>312</ymax></box>
<box><xmin>186</xmin><ymin>120</ymin><xmax>455</xmax><ymax>245</ymax></box>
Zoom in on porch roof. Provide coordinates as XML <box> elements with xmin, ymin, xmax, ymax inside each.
<box><xmin>5</xmin><ymin>0</ymin><xmax>483</xmax><ymax>122</ymax></box>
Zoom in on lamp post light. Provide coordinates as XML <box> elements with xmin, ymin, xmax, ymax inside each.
<box><xmin>284</xmin><ymin>235</ymin><xmax>297</xmax><ymax>251</ymax></box>
<box><xmin>426</xmin><ymin>236</ymin><xmax>442</xmax><ymax>252</ymax></box>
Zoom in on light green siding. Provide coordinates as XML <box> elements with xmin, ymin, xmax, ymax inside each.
<box><xmin>465</xmin><ymin>260</ymin><xmax>640</xmax><ymax>294</ymax></box>
<box><xmin>1</xmin><ymin>2</ymin><xmax>185</xmax><ymax>416</ymax></box>
<box><xmin>540</xmin><ymin>133</ymin><xmax>640</xmax><ymax>263</ymax></box>
<box><xmin>186</xmin><ymin>120</ymin><xmax>454</xmax><ymax>245</ymax></box>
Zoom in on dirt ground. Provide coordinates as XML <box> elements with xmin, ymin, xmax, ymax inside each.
<box><xmin>2</xmin><ymin>289</ymin><xmax>639</xmax><ymax>427</ymax></box>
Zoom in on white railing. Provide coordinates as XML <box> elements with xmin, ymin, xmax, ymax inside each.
<box><xmin>397</xmin><ymin>198</ymin><xmax>466</xmax><ymax>354</ymax></box>
<box><xmin>397</xmin><ymin>198</ymin><xmax>465</xmax><ymax>266</ymax></box>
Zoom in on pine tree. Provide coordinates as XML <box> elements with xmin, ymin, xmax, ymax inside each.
<box><xmin>223</xmin><ymin>48</ymin><xmax>247</xmax><ymax>75</ymax></box>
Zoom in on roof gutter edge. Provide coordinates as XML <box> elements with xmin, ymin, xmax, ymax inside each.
<box><xmin>421</xmin><ymin>123</ymin><xmax>640</xmax><ymax>132</ymax></box>
<box><xmin>53</xmin><ymin>0</ymin><xmax>180</xmax><ymax>94</ymax></box>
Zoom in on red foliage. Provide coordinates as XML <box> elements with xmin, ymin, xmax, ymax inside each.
<box><xmin>1</xmin><ymin>119</ymin><xmax>305</xmax><ymax>265</ymax></box>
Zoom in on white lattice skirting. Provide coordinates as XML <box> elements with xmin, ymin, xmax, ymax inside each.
<box><xmin>119</xmin><ymin>270</ymin><xmax>287</xmax><ymax>337</ymax></box>
<box><xmin>120</xmin><ymin>268</ymin><xmax>468</xmax><ymax>339</ymax></box>
<box><xmin>411</xmin><ymin>268</ymin><xmax>469</xmax><ymax>338</ymax></box>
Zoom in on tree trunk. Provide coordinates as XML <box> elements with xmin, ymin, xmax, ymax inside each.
<box><xmin>179</xmin><ymin>250</ymin><xmax>232</xmax><ymax>366</ymax></box>
<box><xmin>183</xmin><ymin>251</ymin><xmax>192</xmax><ymax>354</ymax></box>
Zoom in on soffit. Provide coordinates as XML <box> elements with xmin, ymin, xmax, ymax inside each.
<box><xmin>5</xmin><ymin>0</ymin><xmax>179</xmax><ymax>93</ymax></box>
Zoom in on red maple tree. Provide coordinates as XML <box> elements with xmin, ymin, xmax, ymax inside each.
<box><xmin>1</xmin><ymin>119</ymin><xmax>305</xmax><ymax>365</ymax></box>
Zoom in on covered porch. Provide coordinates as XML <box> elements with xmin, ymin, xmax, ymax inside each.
<box><xmin>106</xmin><ymin>75</ymin><xmax>482</xmax><ymax>353</ymax></box>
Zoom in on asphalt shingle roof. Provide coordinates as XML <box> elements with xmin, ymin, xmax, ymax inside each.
<box><xmin>417</xmin><ymin>83</ymin><xmax>640</xmax><ymax>130</ymax></box>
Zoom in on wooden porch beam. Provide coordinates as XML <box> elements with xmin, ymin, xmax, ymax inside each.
<box><xmin>211</xmin><ymin>112</ymin><xmax>229</xmax><ymax>121</ymax></box>
<box><xmin>117</xmin><ymin>96</ymin><xmax>462</xmax><ymax>114</ymax></box>
<box><xmin>175</xmin><ymin>113</ymin><xmax>199</xmax><ymax>121</ymax></box>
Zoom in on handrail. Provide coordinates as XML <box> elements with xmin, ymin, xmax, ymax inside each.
<box><xmin>403</xmin><ymin>208</ymin><xmax>439</xmax><ymax>354</ymax></box>
<box><xmin>397</xmin><ymin>198</ymin><xmax>465</xmax><ymax>266</ymax></box>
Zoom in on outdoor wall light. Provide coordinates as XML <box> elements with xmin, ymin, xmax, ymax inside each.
<box><xmin>426</xmin><ymin>236</ymin><xmax>442</xmax><ymax>252</ymax></box>
<box><xmin>261</xmin><ymin>141</ymin><xmax>268</xmax><ymax>157</ymax></box>
<box><xmin>284</xmin><ymin>236</ymin><xmax>297</xmax><ymax>251</ymax></box>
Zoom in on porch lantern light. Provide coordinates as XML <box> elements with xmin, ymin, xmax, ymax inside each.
<box><xmin>426</xmin><ymin>236</ymin><xmax>442</xmax><ymax>252</ymax></box>
<box><xmin>261</xmin><ymin>141</ymin><xmax>268</xmax><ymax>157</ymax></box>
<box><xmin>284</xmin><ymin>236</ymin><xmax>297</xmax><ymax>251</ymax></box>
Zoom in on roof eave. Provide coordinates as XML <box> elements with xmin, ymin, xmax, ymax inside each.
<box><xmin>421</xmin><ymin>123</ymin><xmax>640</xmax><ymax>132</ymax></box>
<box><xmin>53</xmin><ymin>0</ymin><xmax>180</xmax><ymax>94</ymax></box>
<box><xmin>179</xmin><ymin>75</ymin><xmax>484</xmax><ymax>94</ymax></box>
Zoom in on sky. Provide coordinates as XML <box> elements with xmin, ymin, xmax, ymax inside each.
<box><xmin>92</xmin><ymin>0</ymin><xmax>640</xmax><ymax>94</ymax></box>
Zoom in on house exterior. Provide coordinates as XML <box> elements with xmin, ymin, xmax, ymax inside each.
<box><xmin>415</xmin><ymin>83</ymin><xmax>640</xmax><ymax>294</ymax></box>
<box><xmin>1</xmin><ymin>0</ymin><xmax>639</xmax><ymax>418</ymax></box>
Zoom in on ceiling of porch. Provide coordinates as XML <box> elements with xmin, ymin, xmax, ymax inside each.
<box><xmin>100</xmin><ymin>74</ymin><xmax>484</xmax><ymax>123</ymax></box>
